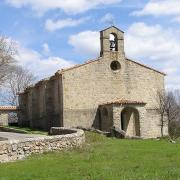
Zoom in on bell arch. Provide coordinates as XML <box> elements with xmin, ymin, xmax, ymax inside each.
<box><xmin>100</xmin><ymin>26</ymin><xmax>125</xmax><ymax>57</ymax></box>
<box><xmin>109</xmin><ymin>33</ymin><xmax>118</xmax><ymax>51</ymax></box>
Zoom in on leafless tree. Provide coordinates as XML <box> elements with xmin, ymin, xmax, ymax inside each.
<box><xmin>0</xmin><ymin>35</ymin><xmax>17</xmax><ymax>86</ymax></box>
<box><xmin>165</xmin><ymin>91</ymin><xmax>179</xmax><ymax>123</ymax></box>
<box><xmin>155</xmin><ymin>90</ymin><xmax>168</xmax><ymax>137</ymax></box>
<box><xmin>156</xmin><ymin>90</ymin><xmax>180</xmax><ymax>138</ymax></box>
<box><xmin>1</xmin><ymin>66</ymin><xmax>36</xmax><ymax>106</ymax></box>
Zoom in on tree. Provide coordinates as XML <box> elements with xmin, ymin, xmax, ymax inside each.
<box><xmin>165</xmin><ymin>91</ymin><xmax>179</xmax><ymax>123</ymax></box>
<box><xmin>0</xmin><ymin>36</ymin><xmax>16</xmax><ymax>86</ymax></box>
<box><xmin>155</xmin><ymin>90</ymin><xmax>167</xmax><ymax>137</ymax></box>
<box><xmin>1</xmin><ymin>66</ymin><xmax>36</xmax><ymax>106</ymax></box>
<box><xmin>156</xmin><ymin>90</ymin><xmax>180</xmax><ymax>138</ymax></box>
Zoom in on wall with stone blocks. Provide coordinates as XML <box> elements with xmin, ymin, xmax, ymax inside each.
<box><xmin>125</xmin><ymin>59</ymin><xmax>165</xmax><ymax>108</ymax></box>
<box><xmin>0</xmin><ymin>128</ymin><xmax>85</xmax><ymax>163</ymax></box>
<box><xmin>62</xmin><ymin>54</ymin><xmax>126</xmax><ymax>128</ymax></box>
<box><xmin>0</xmin><ymin>114</ymin><xmax>8</xmax><ymax>126</ymax></box>
<box><xmin>18</xmin><ymin>74</ymin><xmax>63</xmax><ymax>130</ymax></box>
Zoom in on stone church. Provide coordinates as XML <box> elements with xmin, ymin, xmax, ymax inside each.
<box><xmin>18</xmin><ymin>26</ymin><xmax>168</xmax><ymax>138</ymax></box>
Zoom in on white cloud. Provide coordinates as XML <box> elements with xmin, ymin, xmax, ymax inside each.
<box><xmin>100</xmin><ymin>13</ymin><xmax>115</xmax><ymax>24</ymax></box>
<box><xmin>6</xmin><ymin>0</ymin><xmax>121</xmax><ymax>15</ymax></box>
<box><xmin>45</xmin><ymin>17</ymin><xmax>89</xmax><ymax>32</ymax></box>
<box><xmin>172</xmin><ymin>17</ymin><xmax>180</xmax><ymax>23</ymax></box>
<box><xmin>15</xmin><ymin>43</ymin><xmax>74</xmax><ymax>79</ymax></box>
<box><xmin>68</xmin><ymin>31</ymin><xmax>100</xmax><ymax>57</ymax></box>
<box><xmin>132</xmin><ymin>0</ymin><xmax>180</xmax><ymax>22</ymax></box>
<box><xmin>125</xmin><ymin>23</ymin><xmax>180</xmax><ymax>63</ymax></box>
<box><xmin>42</xmin><ymin>43</ymin><xmax>50</xmax><ymax>54</ymax></box>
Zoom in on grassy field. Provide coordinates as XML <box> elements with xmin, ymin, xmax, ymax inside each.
<box><xmin>0</xmin><ymin>132</ymin><xmax>179</xmax><ymax>180</ymax></box>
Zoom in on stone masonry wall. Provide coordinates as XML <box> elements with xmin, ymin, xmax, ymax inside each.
<box><xmin>125</xmin><ymin>59</ymin><xmax>165</xmax><ymax>108</ymax></box>
<box><xmin>18</xmin><ymin>92</ymin><xmax>29</xmax><ymax>127</ymax></box>
<box><xmin>62</xmin><ymin>54</ymin><xmax>126</xmax><ymax>128</ymax></box>
<box><xmin>0</xmin><ymin>128</ymin><xmax>85</xmax><ymax>163</ymax></box>
<box><xmin>125</xmin><ymin>60</ymin><xmax>168</xmax><ymax>137</ymax></box>
<box><xmin>0</xmin><ymin>114</ymin><xmax>8</xmax><ymax>126</ymax></box>
<box><xmin>18</xmin><ymin>74</ymin><xmax>63</xmax><ymax>130</ymax></box>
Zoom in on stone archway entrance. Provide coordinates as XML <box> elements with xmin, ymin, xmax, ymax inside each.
<box><xmin>121</xmin><ymin>107</ymin><xmax>140</xmax><ymax>137</ymax></box>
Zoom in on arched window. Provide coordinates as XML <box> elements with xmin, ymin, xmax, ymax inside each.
<box><xmin>109</xmin><ymin>33</ymin><xmax>118</xmax><ymax>51</ymax></box>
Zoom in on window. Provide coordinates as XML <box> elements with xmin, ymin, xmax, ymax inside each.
<box><xmin>110</xmin><ymin>61</ymin><xmax>121</xmax><ymax>71</ymax></box>
<box><xmin>109</xmin><ymin>33</ymin><xmax>118</xmax><ymax>51</ymax></box>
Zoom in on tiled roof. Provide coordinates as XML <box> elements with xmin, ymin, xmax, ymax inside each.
<box><xmin>0</xmin><ymin>106</ymin><xmax>17</xmax><ymax>111</ymax></box>
<box><xmin>100</xmin><ymin>99</ymin><xmax>146</xmax><ymax>106</ymax></box>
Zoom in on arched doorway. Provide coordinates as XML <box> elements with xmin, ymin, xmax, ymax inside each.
<box><xmin>121</xmin><ymin>107</ymin><xmax>140</xmax><ymax>137</ymax></box>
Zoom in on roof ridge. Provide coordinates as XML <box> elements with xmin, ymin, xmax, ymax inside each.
<box><xmin>57</xmin><ymin>57</ymin><xmax>101</xmax><ymax>74</ymax></box>
<box><xmin>100</xmin><ymin>25</ymin><xmax>124</xmax><ymax>33</ymax></box>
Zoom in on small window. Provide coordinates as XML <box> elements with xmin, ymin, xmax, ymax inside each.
<box><xmin>110</xmin><ymin>61</ymin><xmax>121</xmax><ymax>71</ymax></box>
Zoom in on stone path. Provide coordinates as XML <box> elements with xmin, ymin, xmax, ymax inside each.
<box><xmin>0</xmin><ymin>132</ymin><xmax>47</xmax><ymax>141</ymax></box>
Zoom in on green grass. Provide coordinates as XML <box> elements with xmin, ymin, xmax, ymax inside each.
<box><xmin>4</xmin><ymin>126</ymin><xmax>48</xmax><ymax>135</ymax></box>
<box><xmin>0</xmin><ymin>132</ymin><xmax>179</xmax><ymax>180</ymax></box>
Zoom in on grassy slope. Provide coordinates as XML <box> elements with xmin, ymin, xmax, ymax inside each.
<box><xmin>0</xmin><ymin>132</ymin><xmax>179</xmax><ymax>180</ymax></box>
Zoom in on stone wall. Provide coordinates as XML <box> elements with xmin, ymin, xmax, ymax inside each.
<box><xmin>62</xmin><ymin>54</ymin><xmax>126</xmax><ymax>128</ymax></box>
<box><xmin>125</xmin><ymin>59</ymin><xmax>165</xmax><ymax>108</ymax></box>
<box><xmin>18</xmin><ymin>74</ymin><xmax>63</xmax><ymax>130</ymax></box>
<box><xmin>112</xmin><ymin>104</ymin><xmax>168</xmax><ymax>138</ymax></box>
<box><xmin>0</xmin><ymin>113</ymin><xmax>8</xmax><ymax>126</ymax></box>
<box><xmin>0</xmin><ymin>128</ymin><xmax>85</xmax><ymax>163</ymax></box>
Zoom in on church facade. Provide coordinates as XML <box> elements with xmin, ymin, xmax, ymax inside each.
<box><xmin>18</xmin><ymin>26</ymin><xmax>168</xmax><ymax>138</ymax></box>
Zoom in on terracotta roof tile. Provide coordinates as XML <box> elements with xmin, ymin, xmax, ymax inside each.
<box><xmin>0</xmin><ymin>106</ymin><xmax>18</xmax><ymax>111</ymax></box>
<box><xmin>100</xmin><ymin>99</ymin><xmax>146</xmax><ymax>106</ymax></box>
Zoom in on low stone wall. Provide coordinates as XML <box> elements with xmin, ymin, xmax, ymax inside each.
<box><xmin>0</xmin><ymin>127</ymin><xmax>85</xmax><ymax>163</ymax></box>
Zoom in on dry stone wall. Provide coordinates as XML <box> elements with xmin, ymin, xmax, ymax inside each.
<box><xmin>0</xmin><ymin>128</ymin><xmax>85</xmax><ymax>163</ymax></box>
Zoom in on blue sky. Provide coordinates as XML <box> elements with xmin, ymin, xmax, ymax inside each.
<box><xmin>0</xmin><ymin>0</ymin><xmax>180</xmax><ymax>89</ymax></box>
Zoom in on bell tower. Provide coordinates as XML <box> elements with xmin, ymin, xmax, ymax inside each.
<box><xmin>100</xmin><ymin>26</ymin><xmax>125</xmax><ymax>58</ymax></box>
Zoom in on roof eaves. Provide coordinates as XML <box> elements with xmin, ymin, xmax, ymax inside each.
<box><xmin>56</xmin><ymin>57</ymin><xmax>101</xmax><ymax>75</ymax></box>
<box><xmin>100</xmin><ymin>26</ymin><xmax>124</xmax><ymax>33</ymax></box>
